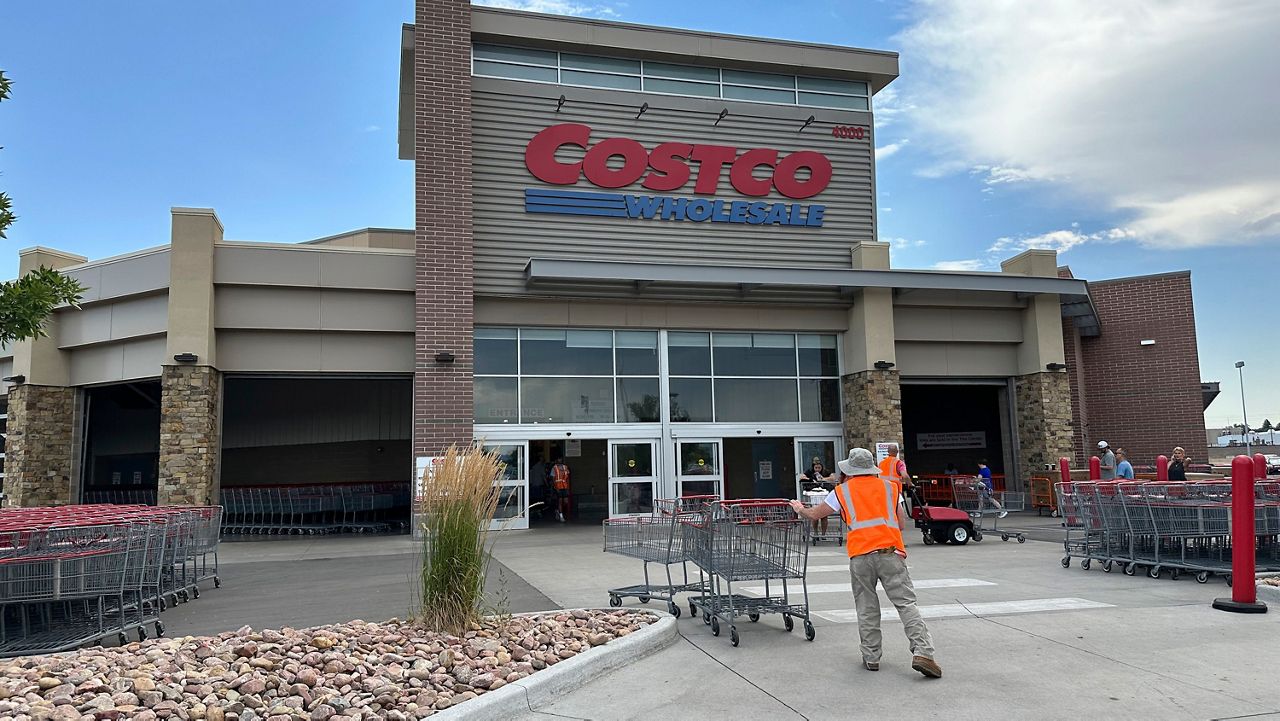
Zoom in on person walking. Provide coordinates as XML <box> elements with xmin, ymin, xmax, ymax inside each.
<box><xmin>975</xmin><ymin>459</ymin><xmax>1006</xmax><ymax>518</ymax></box>
<box><xmin>1168</xmin><ymin>446</ymin><xmax>1189</xmax><ymax>481</ymax></box>
<box><xmin>798</xmin><ymin>458</ymin><xmax>837</xmax><ymax>536</ymax></box>
<box><xmin>1115</xmin><ymin>449</ymin><xmax>1135</xmax><ymax>480</ymax></box>
<box><xmin>1097</xmin><ymin>441</ymin><xmax>1117</xmax><ymax>480</ymax></box>
<box><xmin>789</xmin><ymin>447</ymin><xmax>942</xmax><ymax>678</ymax></box>
<box><xmin>550</xmin><ymin>458</ymin><xmax>572</xmax><ymax>523</ymax></box>
<box><xmin>879</xmin><ymin>442</ymin><xmax>915</xmax><ymax>514</ymax></box>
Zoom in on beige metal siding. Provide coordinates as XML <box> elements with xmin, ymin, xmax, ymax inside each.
<box><xmin>476</xmin><ymin>297</ymin><xmax>848</xmax><ymax>331</ymax></box>
<box><xmin>472</xmin><ymin>79</ymin><xmax>875</xmax><ymax>298</ymax></box>
<box><xmin>893</xmin><ymin>306</ymin><xmax>1023</xmax><ymax>344</ymax></box>
<box><xmin>68</xmin><ymin>336</ymin><xmax>167</xmax><ymax>386</ymax></box>
<box><xmin>63</xmin><ymin>249</ymin><xmax>170</xmax><ymax>305</ymax></box>
<box><xmin>57</xmin><ymin>294</ymin><xmax>169</xmax><ymax>349</ymax></box>
<box><xmin>215</xmin><ymin>287</ymin><xmax>413</xmax><ymax>333</ymax></box>
<box><xmin>896</xmin><ymin>341</ymin><xmax>1019</xmax><ymax>377</ymax></box>
<box><xmin>214</xmin><ymin>244</ymin><xmax>414</xmax><ymax>291</ymax></box>
<box><xmin>216</xmin><ymin>331</ymin><xmax>413</xmax><ymax>373</ymax></box>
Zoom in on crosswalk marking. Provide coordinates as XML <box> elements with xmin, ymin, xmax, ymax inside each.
<box><xmin>806</xmin><ymin>564</ymin><xmax>853</xmax><ymax>573</ymax></box>
<box><xmin>739</xmin><ymin>578</ymin><xmax>995</xmax><ymax>596</ymax></box>
<box><xmin>813</xmin><ymin>597</ymin><xmax>1113</xmax><ymax>623</ymax></box>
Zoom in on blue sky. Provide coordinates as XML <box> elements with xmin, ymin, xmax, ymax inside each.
<box><xmin>1</xmin><ymin>0</ymin><xmax>1277</xmax><ymax>430</ymax></box>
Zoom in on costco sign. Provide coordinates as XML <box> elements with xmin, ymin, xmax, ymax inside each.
<box><xmin>523</xmin><ymin>123</ymin><xmax>830</xmax><ymax>227</ymax></box>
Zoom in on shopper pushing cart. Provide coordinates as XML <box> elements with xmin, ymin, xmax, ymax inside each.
<box><xmin>789</xmin><ymin>447</ymin><xmax>943</xmax><ymax>679</ymax></box>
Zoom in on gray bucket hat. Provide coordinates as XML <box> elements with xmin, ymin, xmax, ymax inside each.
<box><xmin>838</xmin><ymin>448</ymin><xmax>878</xmax><ymax>476</ymax></box>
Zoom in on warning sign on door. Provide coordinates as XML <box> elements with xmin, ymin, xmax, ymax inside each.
<box><xmin>916</xmin><ymin>431</ymin><xmax>986</xmax><ymax>450</ymax></box>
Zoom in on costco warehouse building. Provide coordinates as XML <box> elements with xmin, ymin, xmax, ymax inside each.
<box><xmin>0</xmin><ymin>2</ymin><xmax>1213</xmax><ymax>529</ymax></box>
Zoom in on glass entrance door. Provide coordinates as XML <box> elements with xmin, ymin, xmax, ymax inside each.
<box><xmin>608</xmin><ymin>440</ymin><xmax>657</xmax><ymax>517</ymax></box>
<box><xmin>795</xmin><ymin>437</ymin><xmax>840</xmax><ymax>498</ymax></box>
<box><xmin>676</xmin><ymin>439</ymin><xmax>723</xmax><ymax>499</ymax></box>
<box><xmin>485</xmin><ymin>442</ymin><xmax>529</xmax><ymax>531</ymax></box>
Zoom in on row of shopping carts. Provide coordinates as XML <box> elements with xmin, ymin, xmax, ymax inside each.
<box><xmin>0</xmin><ymin>504</ymin><xmax>222</xmax><ymax>657</ymax></box>
<box><xmin>952</xmin><ymin>481</ymin><xmax>1027</xmax><ymax>542</ymax></box>
<box><xmin>219</xmin><ymin>483</ymin><xmax>410</xmax><ymax>536</ymax></box>
<box><xmin>604</xmin><ymin>496</ymin><xmax>813</xmax><ymax>647</ymax></box>
<box><xmin>1056</xmin><ymin>480</ymin><xmax>1280</xmax><ymax>584</ymax></box>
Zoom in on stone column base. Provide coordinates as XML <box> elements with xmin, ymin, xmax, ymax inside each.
<box><xmin>4</xmin><ymin>384</ymin><xmax>76</xmax><ymax>507</ymax></box>
<box><xmin>158</xmin><ymin>365</ymin><xmax>222</xmax><ymax>506</ymax></box>
<box><xmin>841</xmin><ymin>369</ymin><xmax>903</xmax><ymax>453</ymax></box>
<box><xmin>1014</xmin><ymin>371</ymin><xmax>1074</xmax><ymax>479</ymax></box>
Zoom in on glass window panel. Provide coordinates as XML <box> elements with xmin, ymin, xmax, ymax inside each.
<box><xmin>644</xmin><ymin>61</ymin><xmax>719</xmax><ymax>82</ymax></box>
<box><xmin>680</xmin><ymin>479</ymin><xmax>721</xmax><ymax>497</ymax></box>
<box><xmin>475</xmin><ymin>328</ymin><xmax>518</xmax><ymax>375</ymax></box>
<box><xmin>798</xmin><ymin>441</ymin><xmax>837</xmax><ymax>479</ymax></box>
<box><xmin>798</xmin><ymin>92</ymin><xmax>869</xmax><ymax>110</ymax></box>
<box><xmin>800</xmin><ymin>378</ymin><xmax>841</xmax><ymax>422</ymax></box>
<box><xmin>797</xmin><ymin>77</ymin><xmax>868</xmax><ymax>95</ymax></box>
<box><xmin>484</xmin><ymin>444</ymin><xmax>526</xmax><ymax>481</ymax></box>
<box><xmin>722</xmin><ymin>69</ymin><xmax>795</xmax><ymax>89</ymax></box>
<box><xmin>643</xmin><ymin>77</ymin><xmax>720</xmax><ymax>97</ymax></box>
<box><xmin>612</xmin><ymin>481</ymin><xmax>655</xmax><ymax>515</ymax></box>
<box><xmin>560</xmin><ymin>69</ymin><xmax>642</xmax><ymax>90</ymax></box>
<box><xmin>712</xmin><ymin>333</ymin><xmax>797</xmax><ymax>376</ymax></box>
<box><xmin>798</xmin><ymin>334</ymin><xmax>839</xmax><ymax>377</ymax></box>
<box><xmin>723</xmin><ymin>84</ymin><xmax>796</xmax><ymax>104</ymax></box>
<box><xmin>521</xmin><ymin>377</ymin><xmax>614</xmax><ymax>423</ymax></box>
<box><xmin>612</xmin><ymin>443</ymin><xmax>654</xmax><ymax>477</ymax></box>
<box><xmin>474</xmin><ymin>377</ymin><xmax>519</xmax><ymax>424</ymax></box>
<box><xmin>561</xmin><ymin>53</ymin><xmax>640</xmax><ymax>74</ymax></box>
<box><xmin>713</xmin><ymin>378</ymin><xmax>799</xmax><ymax>422</ymax></box>
<box><xmin>472</xmin><ymin>60</ymin><xmax>558</xmax><ymax>82</ymax></box>
<box><xmin>492</xmin><ymin>485</ymin><xmax>525</xmax><ymax>520</ymax></box>
<box><xmin>615</xmin><ymin>330</ymin><xmax>658</xmax><ymax>375</ymax></box>
<box><xmin>668</xmin><ymin>378</ymin><xmax>713</xmax><ymax>422</ymax></box>
<box><xmin>473</xmin><ymin>44</ymin><xmax>558</xmax><ymax>66</ymax></box>
<box><xmin>668</xmin><ymin>332</ymin><xmax>711</xmax><ymax>376</ymax></box>
<box><xmin>616</xmin><ymin>378</ymin><xmax>660</xmax><ymax>423</ymax></box>
<box><xmin>680</xmin><ymin>442</ymin><xmax>720</xmax><ymax>476</ymax></box>
<box><xmin>520</xmin><ymin>329</ymin><xmax>613</xmax><ymax>375</ymax></box>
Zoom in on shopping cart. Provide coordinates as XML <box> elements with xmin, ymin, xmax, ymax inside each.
<box><xmin>686</xmin><ymin>499</ymin><xmax>812</xmax><ymax>647</ymax></box>
<box><xmin>800</xmin><ymin>484</ymin><xmax>845</xmax><ymax>545</ymax></box>
<box><xmin>952</xmin><ymin>478</ymin><xmax>1026</xmax><ymax>542</ymax></box>
<box><xmin>602</xmin><ymin>495</ymin><xmax>714</xmax><ymax>618</ymax></box>
<box><xmin>1030</xmin><ymin>476</ymin><xmax>1059</xmax><ymax>517</ymax></box>
<box><xmin>1057</xmin><ymin>481</ymin><xmax>1101</xmax><ymax>568</ymax></box>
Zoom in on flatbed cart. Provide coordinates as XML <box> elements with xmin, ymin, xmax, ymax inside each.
<box><xmin>906</xmin><ymin>485</ymin><xmax>978</xmax><ymax>545</ymax></box>
<box><xmin>602</xmin><ymin>495</ymin><xmax>716</xmax><ymax>618</ymax></box>
<box><xmin>687</xmin><ymin>499</ymin><xmax>813</xmax><ymax>647</ymax></box>
<box><xmin>953</xmin><ymin>478</ymin><xmax>1027</xmax><ymax>542</ymax></box>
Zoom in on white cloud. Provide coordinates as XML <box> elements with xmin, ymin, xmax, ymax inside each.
<box><xmin>931</xmin><ymin>259</ymin><xmax>986</xmax><ymax>272</ymax></box>
<box><xmin>875</xmin><ymin>139</ymin><xmax>909</xmax><ymax>160</ymax></box>
<box><xmin>473</xmin><ymin>0</ymin><xmax>620</xmax><ymax>17</ymax></box>
<box><xmin>989</xmin><ymin>226</ymin><xmax>1137</xmax><ymax>255</ymax></box>
<box><xmin>362</xmin><ymin>125</ymin><xmax>381</xmax><ymax>133</ymax></box>
<box><xmin>883</xmin><ymin>236</ymin><xmax>926</xmax><ymax>249</ymax></box>
<box><xmin>896</xmin><ymin>0</ymin><xmax>1280</xmax><ymax>249</ymax></box>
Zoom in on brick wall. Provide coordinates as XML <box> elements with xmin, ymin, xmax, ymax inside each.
<box><xmin>413</xmin><ymin>0</ymin><xmax>475</xmax><ymax>460</ymax></box>
<box><xmin>1066</xmin><ymin>271</ymin><xmax>1206</xmax><ymax>466</ymax></box>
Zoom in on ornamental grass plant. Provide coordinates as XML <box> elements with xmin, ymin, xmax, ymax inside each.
<box><xmin>416</xmin><ymin>444</ymin><xmax>505</xmax><ymax>635</ymax></box>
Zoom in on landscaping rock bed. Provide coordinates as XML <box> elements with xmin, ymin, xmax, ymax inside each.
<box><xmin>0</xmin><ymin>610</ymin><xmax>658</xmax><ymax>720</ymax></box>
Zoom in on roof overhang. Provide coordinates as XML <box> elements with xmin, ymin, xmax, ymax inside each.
<box><xmin>525</xmin><ymin>258</ymin><xmax>1100</xmax><ymax>334</ymax></box>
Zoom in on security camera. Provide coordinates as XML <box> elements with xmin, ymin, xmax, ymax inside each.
<box><xmin>566</xmin><ymin>432</ymin><xmax>572</xmax><ymax>437</ymax></box>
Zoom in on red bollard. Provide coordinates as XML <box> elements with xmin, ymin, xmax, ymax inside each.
<box><xmin>1212</xmin><ymin>456</ymin><xmax>1268</xmax><ymax>613</ymax></box>
<box><xmin>1089</xmin><ymin>456</ymin><xmax>1102</xmax><ymax>480</ymax></box>
<box><xmin>1253</xmin><ymin>453</ymin><xmax>1268</xmax><ymax>480</ymax></box>
<box><xmin>1156</xmin><ymin>455</ymin><xmax>1169</xmax><ymax>482</ymax></box>
<box><xmin>1059</xmin><ymin>457</ymin><xmax>1071</xmax><ymax>485</ymax></box>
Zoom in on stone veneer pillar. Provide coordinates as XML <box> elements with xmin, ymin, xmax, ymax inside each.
<box><xmin>841</xmin><ymin>369</ymin><xmax>903</xmax><ymax>454</ymax></box>
<box><xmin>157</xmin><ymin>365</ymin><xmax>222</xmax><ymax>506</ymax></box>
<box><xmin>1014</xmin><ymin>371</ymin><xmax>1074</xmax><ymax>476</ymax></box>
<box><xmin>4</xmin><ymin>384</ymin><xmax>76</xmax><ymax>507</ymax></box>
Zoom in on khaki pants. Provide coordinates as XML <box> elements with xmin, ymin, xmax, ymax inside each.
<box><xmin>849</xmin><ymin>549</ymin><xmax>935</xmax><ymax>663</ymax></box>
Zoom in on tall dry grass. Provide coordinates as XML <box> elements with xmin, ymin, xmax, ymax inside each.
<box><xmin>416</xmin><ymin>444</ymin><xmax>506</xmax><ymax>635</ymax></box>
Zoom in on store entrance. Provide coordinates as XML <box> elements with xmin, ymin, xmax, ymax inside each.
<box><xmin>526</xmin><ymin>438</ymin><xmax>611</xmax><ymax>526</ymax></box>
<box><xmin>723</xmin><ymin>437</ymin><xmax>796</xmax><ymax>499</ymax></box>
<box><xmin>900</xmin><ymin>382</ymin><xmax>1013</xmax><ymax>490</ymax></box>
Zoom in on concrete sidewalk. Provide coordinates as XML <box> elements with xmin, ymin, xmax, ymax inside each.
<box><xmin>494</xmin><ymin>521</ymin><xmax>1280</xmax><ymax>721</ymax></box>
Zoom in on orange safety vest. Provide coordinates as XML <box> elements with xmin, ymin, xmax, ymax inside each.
<box><xmin>832</xmin><ymin>474</ymin><xmax>905</xmax><ymax>557</ymax></box>
<box><xmin>552</xmin><ymin>464</ymin><xmax>570</xmax><ymax>490</ymax></box>
<box><xmin>879</xmin><ymin>456</ymin><xmax>906</xmax><ymax>482</ymax></box>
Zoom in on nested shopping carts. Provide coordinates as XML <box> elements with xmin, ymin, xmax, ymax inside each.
<box><xmin>0</xmin><ymin>504</ymin><xmax>223</xmax><ymax>657</ymax></box>
<box><xmin>602</xmin><ymin>495</ymin><xmax>715</xmax><ymax>618</ymax></box>
<box><xmin>952</xmin><ymin>478</ymin><xmax>1027</xmax><ymax>542</ymax></box>
<box><xmin>1055</xmin><ymin>479</ymin><xmax>1280</xmax><ymax>584</ymax></box>
<box><xmin>220</xmin><ymin>483</ymin><xmax>409</xmax><ymax>536</ymax></box>
<box><xmin>685</xmin><ymin>500</ymin><xmax>812</xmax><ymax>647</ymax></box>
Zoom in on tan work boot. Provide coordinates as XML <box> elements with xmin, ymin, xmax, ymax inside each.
<box><xmin>911</xmin><ymin>655</ymin><xmax>942</xmax><ymax>678</ymax></box>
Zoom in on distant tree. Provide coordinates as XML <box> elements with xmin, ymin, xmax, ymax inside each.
<box><xmin>0</xmin><ymin>70</ymin><xmax>84</xmax><ymax>344</ymax></box>
<box><xmin>1260</xmin><ymin>419</ymin><xmax>1274</xmax><ymax>432</ymax></box>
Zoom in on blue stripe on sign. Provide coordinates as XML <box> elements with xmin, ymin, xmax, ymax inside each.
<box><xmin>526</xmin><ymin>205</ymin><xmax>628</xmax><ymax>218</ymax></box>
<box><xmin>524</xmin><ymin>196</ymin><xmax>626</xmax><ymax>209</ymax></box>
<box><xmin>525</xmin><ymin>188</ymin><xmax>627</xmax><ymax>202</ymax></box>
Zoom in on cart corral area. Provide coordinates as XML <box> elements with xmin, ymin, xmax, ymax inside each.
<box><xmin>490</xmin><ymin>516</ymin><xmax>1280</xmax><ymax>721</ymax></box>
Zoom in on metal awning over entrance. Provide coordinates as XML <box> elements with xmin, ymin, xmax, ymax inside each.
<box><xmin>525</xmin><ymin>258</ymin><xmax>1101</xmax><ymax>336</ymax></box>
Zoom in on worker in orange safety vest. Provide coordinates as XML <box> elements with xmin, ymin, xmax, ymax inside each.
<box><xmin>790</xmin><ymin>447</ymin><xmax>942</xmax><ymax>678</ymax></box>
<box><xmin>551</xmin><ymin>458</ymin><xmax>571</xmax><ymax>523</ymax></box>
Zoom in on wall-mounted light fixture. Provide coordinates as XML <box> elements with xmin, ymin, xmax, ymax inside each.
<box><xmin>1046</xmin><ymin>362</ymin><xmax>1067</xmax><ymax>371</ymax></box>
<box><xmin>1140</xmin><ymin>339</ymin><xmax>1156</xmax><ymax>346</ymax></box>
<box><xmin>873</xmin><ymin>360</ymin><xmax>896</xmax><ymax>370</ymax></box>
<box><xmin>555</xmin><ymin>94</ymin><xmax>566</xmax><ymax>112</ymax></box>
<box><xmin>714</xmin><ymin>108</ymin><xmax>729</xmax><ymax>126</ymax></box>
<box><xmin>434</xmin><ymin>351</ymin><xmax>456</xmax><ymax>364</ymax></box>
<box><xmin>172</xmin><ymin>353</ymin><xmax>198</xmax><ymax>363</ymax></box>
<box><xmin>1</xmin><ymin>375</ymin><xmax>26</xmax><ymax>385</ymax></box>
<box><xmin>635</xmin><ymin>102</ymin><xmax>649</xmax><ymax>120</ymax></box>
<box><xmin>799</xmin><ymin>115</ymin><xmax>816</xmax><ymax>132</ymax></box>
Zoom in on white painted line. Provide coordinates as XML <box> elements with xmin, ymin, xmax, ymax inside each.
<box><xmin>813</xmin><ymin>597</ymin><xmax>1114</xmax><ymax>624</ymax></box>
<box><xmin>806</xmin><ymin>564</ymin><xmax>854</xmax><ymax>573</ymax></box>
<box><xmin>739</xmin><ymin>578</ymin><xmax>995</xmax><ymax>596</ymax></box>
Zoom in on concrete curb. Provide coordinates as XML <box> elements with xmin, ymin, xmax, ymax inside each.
<box><xmin>434</xmin><ymin>610</ymin><xmax>677</xmax><ymax>719</ymax></box>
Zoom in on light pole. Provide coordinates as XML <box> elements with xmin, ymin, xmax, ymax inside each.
<box><xmin>1236</xmin><ymin>361</ymin><xmax>1251</xmax><ymax>456</ymax></box>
